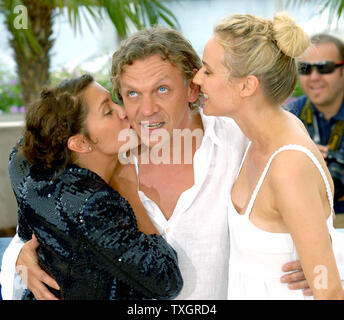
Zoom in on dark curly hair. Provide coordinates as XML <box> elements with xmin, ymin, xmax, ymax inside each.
<box><xmin>20</xmin><ymin>74</ymin><xmax>94</xmax><ymax>171</ymax></box>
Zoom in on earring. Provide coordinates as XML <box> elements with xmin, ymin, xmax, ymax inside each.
<box><xmin>88</xmin><ymin>146</ymin><xmax>92</xmax><ymax>151</ymax></box>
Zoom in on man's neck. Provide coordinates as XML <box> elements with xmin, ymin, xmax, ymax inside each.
<box><xmin>314</xmin><ymin>92</ymin><xmax>344</xmax><ymax>121</ymax></box>
<box><xmin>134</xmin><ymin>110</ymin><xmax>204</xmax><ymax>220</ymax></box>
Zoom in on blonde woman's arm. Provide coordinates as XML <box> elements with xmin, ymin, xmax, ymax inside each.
<box><xmin>271</xmin><ymin>151</ymin><xmax>344</xmax><ymax>300</ymax></box>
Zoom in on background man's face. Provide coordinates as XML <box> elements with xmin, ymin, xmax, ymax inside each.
<box><xmin>299</xmin><ymin>42</ymin><xmax>344</xmax><ymax>108</ymax></box>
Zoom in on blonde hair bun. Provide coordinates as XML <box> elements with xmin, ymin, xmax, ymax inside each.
<box><xmin>272</xmin><ymin>11</ymin><xmax>309</xmax><ymax>58</ymax></box>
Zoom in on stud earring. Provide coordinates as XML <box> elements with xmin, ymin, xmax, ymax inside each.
<box><xmin>88</xmin><ymin>146</ymin><xmax>92</xmax><ymax>151</ymax></box>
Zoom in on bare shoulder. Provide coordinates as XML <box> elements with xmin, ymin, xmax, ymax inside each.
<box><xmin>272</xmin><ymin>111</ymin><xmax>328</xmax><ymax>181</ymax></box>
<box><xmin>285</xmin><ymin>109</ymin><xmax>311</xmax><ymax>136</ymax></box>
<box><xmin>266</xmin><ymin>148</ymin><xmax>326</xmax><ymax>224</ymax></box>
<box><xmin>268</xmin><ymin>144</ymin><xmax>324</xmax><ymax>189</ymax></box>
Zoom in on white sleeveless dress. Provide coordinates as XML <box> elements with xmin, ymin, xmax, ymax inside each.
<box><xmin>227</xmin><ymin>144</ymin><xmax>344</xmax><ymax>300</ymax></box>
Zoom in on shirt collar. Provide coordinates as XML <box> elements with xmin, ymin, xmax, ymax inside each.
<box><xmin>199</xmin><ymin>110</ymin><xmax>224</xmax><ymax>148</ymax></box>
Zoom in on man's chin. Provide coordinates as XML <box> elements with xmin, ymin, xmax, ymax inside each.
<box><xmin>309</xmin><ymin>96</ymin><xmax>328</xmax><ymax>107</ymax></box>
<box><xmin>140</xmin><ymin>138</ymin><xmax>170</xmax><ymax>149</ymax></box>
<box><xmin>306</xmin><ymin>90</ymin><xmax>327</xmax><ymax>104</ymax></box>
<box><xmin>138</xmin><ymin>127</ymin><xmax>171</xmax><ymax>146</ymax></box>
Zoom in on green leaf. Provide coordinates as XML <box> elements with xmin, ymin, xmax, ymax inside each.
<box><xmin>151</xmin><ymin>0</ymin><xmax>180</xmax><ymax>28</ymax></box>
<box><xmin>287</xmin><ymin>0</ymin><xmax>344</xmax><ymax>22</ymax></box>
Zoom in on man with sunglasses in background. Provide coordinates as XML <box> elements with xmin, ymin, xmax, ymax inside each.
<box><xmin>288</xmin><ymin>34</ymin><xmax>344</xmax><ymax>226</ymax></box>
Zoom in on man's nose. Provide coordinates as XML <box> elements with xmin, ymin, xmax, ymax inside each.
<box><xmin>309</xmin><ymin>67</ymin><xmax>322</xmax><ymax>80</ymax></box>
<box><xmin>141</xmin><ymin>95</ymin><xmax>158</xmax><ymax>117</ymax></box>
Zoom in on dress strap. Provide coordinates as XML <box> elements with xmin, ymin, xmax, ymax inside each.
<box><xmin>244</xmin><ymin>144</ymin><xmax>334</xmax><ymax>217</ymax></box>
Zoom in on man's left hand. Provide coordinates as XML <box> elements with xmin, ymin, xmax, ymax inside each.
<box><xmin>280</xmin><ymin>260</ymin><xmax>313</xmax><ymax>296</ymax></box>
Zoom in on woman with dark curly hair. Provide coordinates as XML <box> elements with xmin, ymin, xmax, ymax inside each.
<box><xmin>8</xmin><ymin>74</ymin><xmax>183</xmax><ymax>300</ymax></box>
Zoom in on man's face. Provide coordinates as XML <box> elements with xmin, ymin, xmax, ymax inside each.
<box><xmin>119</xmin><ymin>55</ymin><xmax>198</xmax><ymax>148</ymax></box>
<box><xmin>299</xmin><ymin>42</ymin><xmax>344</xmax><ymax>108</ymax></box>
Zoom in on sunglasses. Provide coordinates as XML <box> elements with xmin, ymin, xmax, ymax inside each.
<box><xmin>298</xmin><ymin>60</ymin><xmax>344</xmax><ymax>75</ymax></box>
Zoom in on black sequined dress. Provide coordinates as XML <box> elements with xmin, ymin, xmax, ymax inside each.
<box><xmin>9</xmin><ymin>146</ymin><xmax>183</xmax><ymax>300</ymax></box>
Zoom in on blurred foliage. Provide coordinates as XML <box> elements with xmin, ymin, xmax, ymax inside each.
<box><xmin>0</xmin><ymin>59</ymin><xmax>115</xmax><ymax>113</ymax></box>
<box><xmin>292</xmin><ymin>79</ymin><xmax>304</xmax><ymax>98</ymax></box>
<box><xmin>0</xmin><ymin>63</ymin><xmax>24</xmax><ymax>113</ymax></box>
<box><xmin>0</xmin><ymin>0</ymin><xmax>179</xmax><ymax>107</ymax></box>
<box><xmin>0</xmin><ymin>59</ymin><xmax>307</xmax><ymax>113</ymax></box>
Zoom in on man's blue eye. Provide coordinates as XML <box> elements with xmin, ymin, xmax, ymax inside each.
<box><xmin>129</xmin><ymin>91</ymin><xmax>137</xmax><ymax>97</ymax></box>
<box><xmin>158</xmin><ymin>86</ymin><xmax>168</xmax><ymax>93</ymax></box>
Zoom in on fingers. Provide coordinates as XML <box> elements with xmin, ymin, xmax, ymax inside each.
<box><xmin>281</xmin><ymin>261</ymin><xmax>314</xmax><ymax>296</ymax></box>
<box><xmin>287</xmin><ymin>280</ymin><xmax>310</xmax><ymax>292</ymax></box>
<box><xmin>16</xmin><ymin>239</ymin><xmax>39</xmax><ymax>268</ymax></box>
<box><xmin>281</xmin><ymin>259</ymin><xmax>304</xmax><ymax>285</ymax></box>
<box><xmin>281</xmin><ymin>271</ymin><xmax>305</xmax><ymax>284</ymax></box>
<box><xmin>25</xmin><ymin>235</ymin><xmax>40</xmax><ymax>251</ymax></box>
<box><xmin>31</xmin><ymin>269</ymin><xmax>60</xmax><ymax>300</ymax></box>
<box><xmin>281</xmin><ymin>260</ymin><xmax>302</xmax><ymax>273</ymax></box>
<box><xmin>36</xmin><ymin>268</ymin><xmax>60</xmax><ymax>291</ymax></box>
<box><xmin>16</xmin><ymin>262</ymin><xmax>60</xmax><ymax>300</ymax></box>
<box><xmin>16</xmin><ymin>263</ymin><xmax>60</xmax><ymax>299</ymax></box>
<box><xmin>31</xmin><ymin>234</ymin><xmax>39</xmax><ymax>244</ymax></box>
<box><xmin>29</xmin><ymin>279</ymin><xmax>60</xmax><ymax>300</ymax></box>
<box><xmin>280</xmin><ymin>273</ymin><xmax>313</xmax><ymax>295</ymax></box>
<box><xmin>302</xmin><ymin>287</ymin><xmax>314</xmax><ymax>296</ymax></box>
<box><xmin>16</xmin><ymin>236</ymin><xmax>60</xmax><ymax>300</ymax></box>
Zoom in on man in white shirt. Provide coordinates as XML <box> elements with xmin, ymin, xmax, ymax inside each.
<box><xmin>0</xmin><ymin>26</ymin><xmax>310</xmax><ymax>300</ymax></box>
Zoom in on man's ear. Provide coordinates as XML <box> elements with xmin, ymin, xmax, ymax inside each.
<box><xmin>68</xmin><ymin>135</ymin><xmax>90</xmax><ymax>153</ymax></box>
<box><xmin>188</xmin><ymin>79</ymin><xmax>200</xmax><ymax>103</ymax></box>
<box><xmin>239</xmin><ymin>75</ymin><xmax>259</xmax><ymax>98</ymax></box>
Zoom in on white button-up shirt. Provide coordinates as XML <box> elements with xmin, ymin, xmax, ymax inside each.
<box><xmin>134</xmin><ymin>113</ymin><xmax>248</xmax><ymax>299</ymax></box>
<box><xmin>0</xmin><ymin>113</ymin><xmax>248</xmax><ymax>300</ymax></box>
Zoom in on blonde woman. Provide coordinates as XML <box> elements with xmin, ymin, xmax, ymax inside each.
<box><xmin>194</xmin><ymin>12</ymin><xmax>344</xmax><ymax>299</ymax></box>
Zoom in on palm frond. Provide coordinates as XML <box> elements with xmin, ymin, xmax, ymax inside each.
<box><xmin>286</xmin><ymin>0</ymin><xmax>344</xmax><ymax>22</ymax></box>
<box><xmin>56</xmin><ymin>0</ymin><xmax>101</xmax><ymax>34</ymax></box>
<box><xmin>151</xmin><ymin>0</ymin><xmax>180</xmax><ymax>28</ymax></box>
<box><xmin>321</xmin><ymin>0</ymin><xmax>344</xmax><ymax>21</ymax></box>
<box><xmin>101</xmin><ymin>0</ymin><xmax>179</xmax><ymax>38</ymax></box>
<box><xmin>0</xmin><ymin>0</ymin><xmax>179</xmax><ymax>59</ymax></box>
<box><xmin>102</xmin><ymin>0</ymin><xmax>128</xmax><ymax>37</ymax></box>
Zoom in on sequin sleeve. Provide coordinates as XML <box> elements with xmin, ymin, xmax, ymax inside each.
<box><xmin>8</xmin><ymin>144</ymin><xmax>28</xmax><ymax>201</ymax></box>
<box><xmin>78</xmin><ymin>189</ymin><xmax>183</xmax><ymax>300</ymax></box>
<box><xmin>8</xmin><ymin>145</ymin><xmax>33</xmax><ymax>241</ymax></box>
